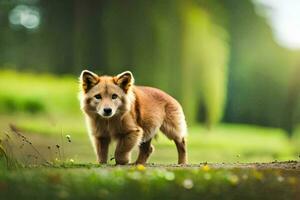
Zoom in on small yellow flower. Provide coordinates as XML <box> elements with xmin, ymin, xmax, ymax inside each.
<box><xmin>69</xmin><ymin>159</ymin><xmax>74</xmax><ymax>163</ymax></box>
<box><xmin>252</xmin><ymin>170</ymin><xmax>263</xmax><ymax>180</ymax></box>
<box><xmin>202</xmin><ymin>165</ymin><xmax>210</xmax><ymax>172</ymax></box>
<box><xmin>136</xmin><ymin>164</ymin><xmax>146</xmax><ymax>171</ymax></box>
<box><xmin>288</xmin><ymin>177</ymin><xmax>297</xmax><ymax>185</ymax></box>
<box><xmin>228</xmin><ymin>174</ymin><xmax>239</xmax><ymax>185</ymax></box>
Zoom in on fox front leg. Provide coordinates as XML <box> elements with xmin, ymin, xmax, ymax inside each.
<box><xmin>115</xmin><ymin>128</ymin><xmax>142</xmax><ymax>165</ymax></box>
<box><xmin>94</xmin><ymin>137</ymin><xmax>111</xmax><ymax>164</ymax></box>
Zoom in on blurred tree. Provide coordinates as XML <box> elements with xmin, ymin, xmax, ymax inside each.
<box><xmin>0</xmin><ymin>0</ymin><xmax>237</xmax><ymax>128</ymax></box>
<box><xmin>39</xmin><ymin>0</ymin><xmax>74</xmax><ymax>74</ymax></box>
<box><xmin>181</xmin><ymin>1</ymin><xmax>229</xmax><ymax>127</ymax></box>
<box><xmin>73</xmin><ymin>0</ymin><xmax>106</xmax><ymax>74</ymax></box>
<box><xmin>283</xmin><ymin>65</ymin><xmax>300</xmax><ymax>137</ymax></box>
<box><xmin>98</xmin><ymin>0</ymin><xmax>229</xmax><ymax>127</ymax></box>
<box><xmin>2</xmin><ymin>0</ymin><xmax>300</xmax><ymax>135</ymax></box>
<box><xmin>222</xmin><ymin>0</ymin><xmax>293</xmax><ymax>130</ymax></box>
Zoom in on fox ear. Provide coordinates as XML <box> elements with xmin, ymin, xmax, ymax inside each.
<box><xmin>80</xmin><ymin>70</ymin><xmax>99</xmax><ymax>93</ymax></box>
<box><xmin>114</xmin><ymin>71</ymin><xmax>134</xmax><ymax>93</ymax></box>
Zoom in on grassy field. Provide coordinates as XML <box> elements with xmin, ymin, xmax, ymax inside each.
<box><xmin>1</xmin><ymin>70</ymin><xmax>300</xmax><ymax>199</ymax></box>
<box><xmin>0</xmin><ymin>70</ymin><xmax>299</xmax><ymax>164</ymax></box>
<box><xmin>1</xmin><ymin>119</ymin><xmax>297</xmax><ymax>164</ymax></box>
<box><xmin>0</xmin><ymin>163</ymin><xmax>299</xmax><ymax>200</ymax></box>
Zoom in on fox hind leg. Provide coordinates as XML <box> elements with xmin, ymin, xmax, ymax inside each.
<box><xmin>160</xmin><ymin>122</ymin><xmax>187</xmax><ymax>164</ymax></box>
<box><xmin>160</xmin><ymin>106</ymin><xmax>187</xmax><ymax>164</ymax></box>
<box><xmin>174</xmin><ymin>137</ymin><xmax>187</xmax><ymax>164</ymax></box>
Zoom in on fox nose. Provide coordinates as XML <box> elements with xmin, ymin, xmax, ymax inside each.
<box><xmin>103</xmin><ymin>108</ymin><xmax>112</xmax><ymax>115</ymax></box>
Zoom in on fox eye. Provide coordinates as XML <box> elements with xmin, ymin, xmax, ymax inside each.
<box><xmin>112</xmin><ymin>94</ymin><xmax>118</xmax><ymax>99</ymax></box>
<box><xmin>94</xmin><ymin>94</ymin><xmax>102</xmax><ymax>100</ymax></box>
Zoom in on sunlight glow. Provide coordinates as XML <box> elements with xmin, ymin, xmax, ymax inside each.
<box><xmin>9</xmin><ymin>5</ymin><xmax>40</xmax><ymax>29</ymax></box>
<box><xmin>254</xmin><ymin>0</ymin><xmax>300</xmax><ymax>50</ymax></box>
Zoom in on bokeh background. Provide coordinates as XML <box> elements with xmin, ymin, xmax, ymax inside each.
<box><xmin>1</xmin><ymin>0</ymin><xmax>300</xmax><ymax>164</ymax></box>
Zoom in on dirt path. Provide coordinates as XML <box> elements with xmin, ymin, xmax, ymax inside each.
<box><xmin>143</xmin><ymin>161</ymin><xmax>300</xmax><ymax>170</ymax></box>
<box><xmin>63</xmin><ymin>161</ymin><xmax>300</xmax><ymax>172</ymax></box>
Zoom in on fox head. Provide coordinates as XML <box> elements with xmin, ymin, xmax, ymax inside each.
<box><xmin>79</xmin><ymin>70</ymin><xmax>135</xmax><ymax>118</ymax></box>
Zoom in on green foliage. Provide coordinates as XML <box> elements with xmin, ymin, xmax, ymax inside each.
<box><xmin>221</xmin><ymin>0</ymin><xmax>300</xmax><ymax>134</ymax></box>
<box><xmin>0</xmin><ymin>166</ymin><xmax>298</xmax><ymax>200</ymax></box>
<box><xmin>0</xmin><ymin>70</ymin><xmax>80</xmax><ymax>116</ymax></box>
<box><xmin>181</xmin><ymin>2</ymin><xmax>228</xmax><ymax>126</ymax></box>
<box><xmin>0</xmin><ymin>95</ymin><xmax>45</xmax><ymax>114</ymax></box>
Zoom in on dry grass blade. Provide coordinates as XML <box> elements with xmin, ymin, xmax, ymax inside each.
<box><xmin>9</xmin><ymin>124</ymin><xmax>52</xmax><ymax>166</ymax></box>
<box><xmin>0</xmin><ymin>143</ymin><xmax>8</xmax><ymax>168</ymax></box>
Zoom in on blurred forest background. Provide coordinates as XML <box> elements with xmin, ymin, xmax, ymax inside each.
<box><xmin>1</xmin><ymin>0</ymin><xmax>300</xmax><ymax>163</ymax></box>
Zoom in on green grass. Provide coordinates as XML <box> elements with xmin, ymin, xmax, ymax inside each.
<box><xmin>0</xmin><ymin>164</ymin><xmax>299</xmax><ymax>200</ymax></box>
<box><xmin>0</xmin><ymin>70</ymin><xmax>80</xmax><ymax>116</ymax></box>
<box><xmin>0</xmin><ymin>118</ymin><xmax>297</xmax><ymax>164</ymax></box>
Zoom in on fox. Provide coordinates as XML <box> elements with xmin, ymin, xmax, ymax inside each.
<box><xmin>79</xmin><ymin>70</ymin><xmax>187</xmax><ymax>165</ymax></box>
